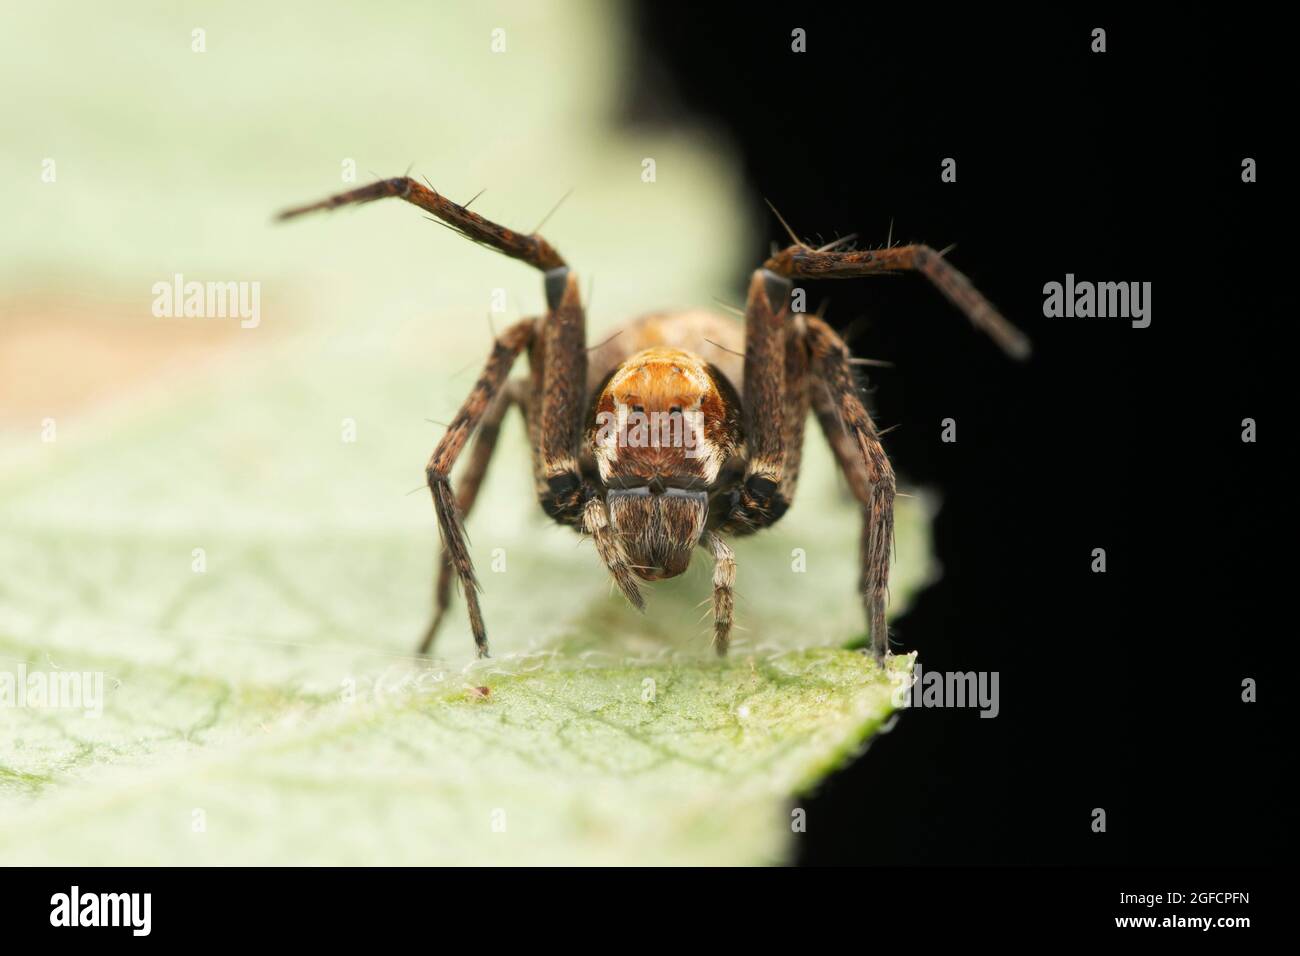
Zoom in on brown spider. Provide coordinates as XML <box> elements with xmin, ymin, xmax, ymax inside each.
<box><xmin>277</xmin><ymin>177</ymin><xmax>1029</xmax><ymax>661</ymax></box>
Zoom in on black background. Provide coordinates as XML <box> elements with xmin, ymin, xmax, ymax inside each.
<box><xmin>622</xmin><ymin>5</ymin><xmax>1281</xmax><ymax>865</ymax></box>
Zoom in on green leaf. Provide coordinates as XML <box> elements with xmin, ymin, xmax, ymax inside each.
<box><xmin>0</xmin><ymin>642</ymin><xmax>918</xmax><ymax>865</ymax></box>
<box><xmin>0</xmin><ymin>354</ymin><xmax>931</xmax><ymax>863</ymax></box>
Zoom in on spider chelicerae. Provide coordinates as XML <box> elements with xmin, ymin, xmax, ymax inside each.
<box><xmin>277</xmin><ymin>177</ymin><xmax>1029</xmax><ymax>661</ymax></box>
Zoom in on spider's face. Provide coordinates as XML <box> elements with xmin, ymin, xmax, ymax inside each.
<box><xmin>588</xmin><ymin>347</ymin><xmax>744</xmax><ymax>580</ymax></box>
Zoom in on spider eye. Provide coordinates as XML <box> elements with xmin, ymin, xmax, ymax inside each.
<box><xmin>631</xmin><ymin>404</ymin><xmax>645</xmax><ymax>414</ymax></box>
<box><xmin>669</xmin><ymin>405</ymin><xmax>682</xmax><ymax>415</ymax></box>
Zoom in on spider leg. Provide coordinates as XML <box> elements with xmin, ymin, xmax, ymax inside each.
<box><xmin>423</xmin><ymin>320</ymin><xmax>535</xmax><ymax>657</ymax></box>
<box><xmin>278</xmin><ymin>177</ymin><xmax>685</xmax><ymax>624</ymax></box>
<box><xmin>515</xmin><ymin>266</ymin><xmax>592</xmax><ymax>525</ymax></box>
<box><xmin>536</xmin><ymin>268</ymin><xmax>588</xmax><ymax>509</ymax></box>
<box><xmin>701</xmin><ymin>531</ymin><xmax>736</xmax><ymax>655</ymax></box>
<box><xmin>278</xmin><ymin>177</ymin><xmax>596</xmax><ymax>651</ymax></box>
<box><xmin>764</xmin><ymin>243</ymin><xmax>1031</xmax><ymax>360</ymax></box>
<box><xmin>779</xmin><ymin>313</ymin><xmax>811</xmax><ymax>506</ymax></box>
<box><xmin>581</xmin><ymin>497</ymin><xmax>645</xmax><ymax>612</ymax></box>
<box><xmin>719</xmin><ymin>270</ymin><xmax>810</xmax><ymax>536</ymax></box>
<box><xmin>277</xmin><ymin>177</ymin><xmax>566</xmax><ymax>272</ymax></box>
<box><xmin>419</xmin><ymin>379</ymin><xmax>526</xmax><ymax>656</ymax></box>
<box><xmin>804</xmin><ymin>316</ymin><xmax>896</xmax><ymax>662</ymax></box>
<box><xmin>523</xmin><ymin>268</ymin><xmax>644</xmax><ymax>609</ymax></box>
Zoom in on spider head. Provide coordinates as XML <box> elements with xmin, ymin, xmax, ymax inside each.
<box><xmin>587</xmin><ymin>346</ymin><xmax>744</xmax><ymax>580</ymax></box>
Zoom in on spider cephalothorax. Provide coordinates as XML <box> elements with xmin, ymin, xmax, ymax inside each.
<box><xmin>277</xmin><ymin>176</ymin><xmax>1029</xmax><ymax>660</ymax></box>
<box><xmin>588</xmin><ymin>346</ymin><xmax>743</xmax><ymax>581</ymax></box>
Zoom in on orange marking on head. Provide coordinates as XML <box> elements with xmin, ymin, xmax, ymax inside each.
<box><xmin>603</xmin><ymin>347</ymin><xmax>713</xmax><ymax>413</ymax></box>
<box><xmin>588</xmin><ymin>347</ymin><xmax>744</xmax><ymax>490</ymax></box>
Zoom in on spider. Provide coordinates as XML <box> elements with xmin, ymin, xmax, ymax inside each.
<box><xmin>277</xmin><ymin>177</ymin><xmax>1029</xmax><ymax>662</ymax></box>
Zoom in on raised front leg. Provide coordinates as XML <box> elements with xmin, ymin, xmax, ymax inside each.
<box><xmin>764</xmin><ymin>242</ymin><xmax>1031</xmax><ymax>360</ymax></box>
<box><xmin>278</xmin><ymin>176</ymin><xmax>567</xmax><ymax>272</ymax></box>
<box><xmin>277</xmin><ymin>175</ymin><xmax>597</xmax><ymax>654</ymax></box>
